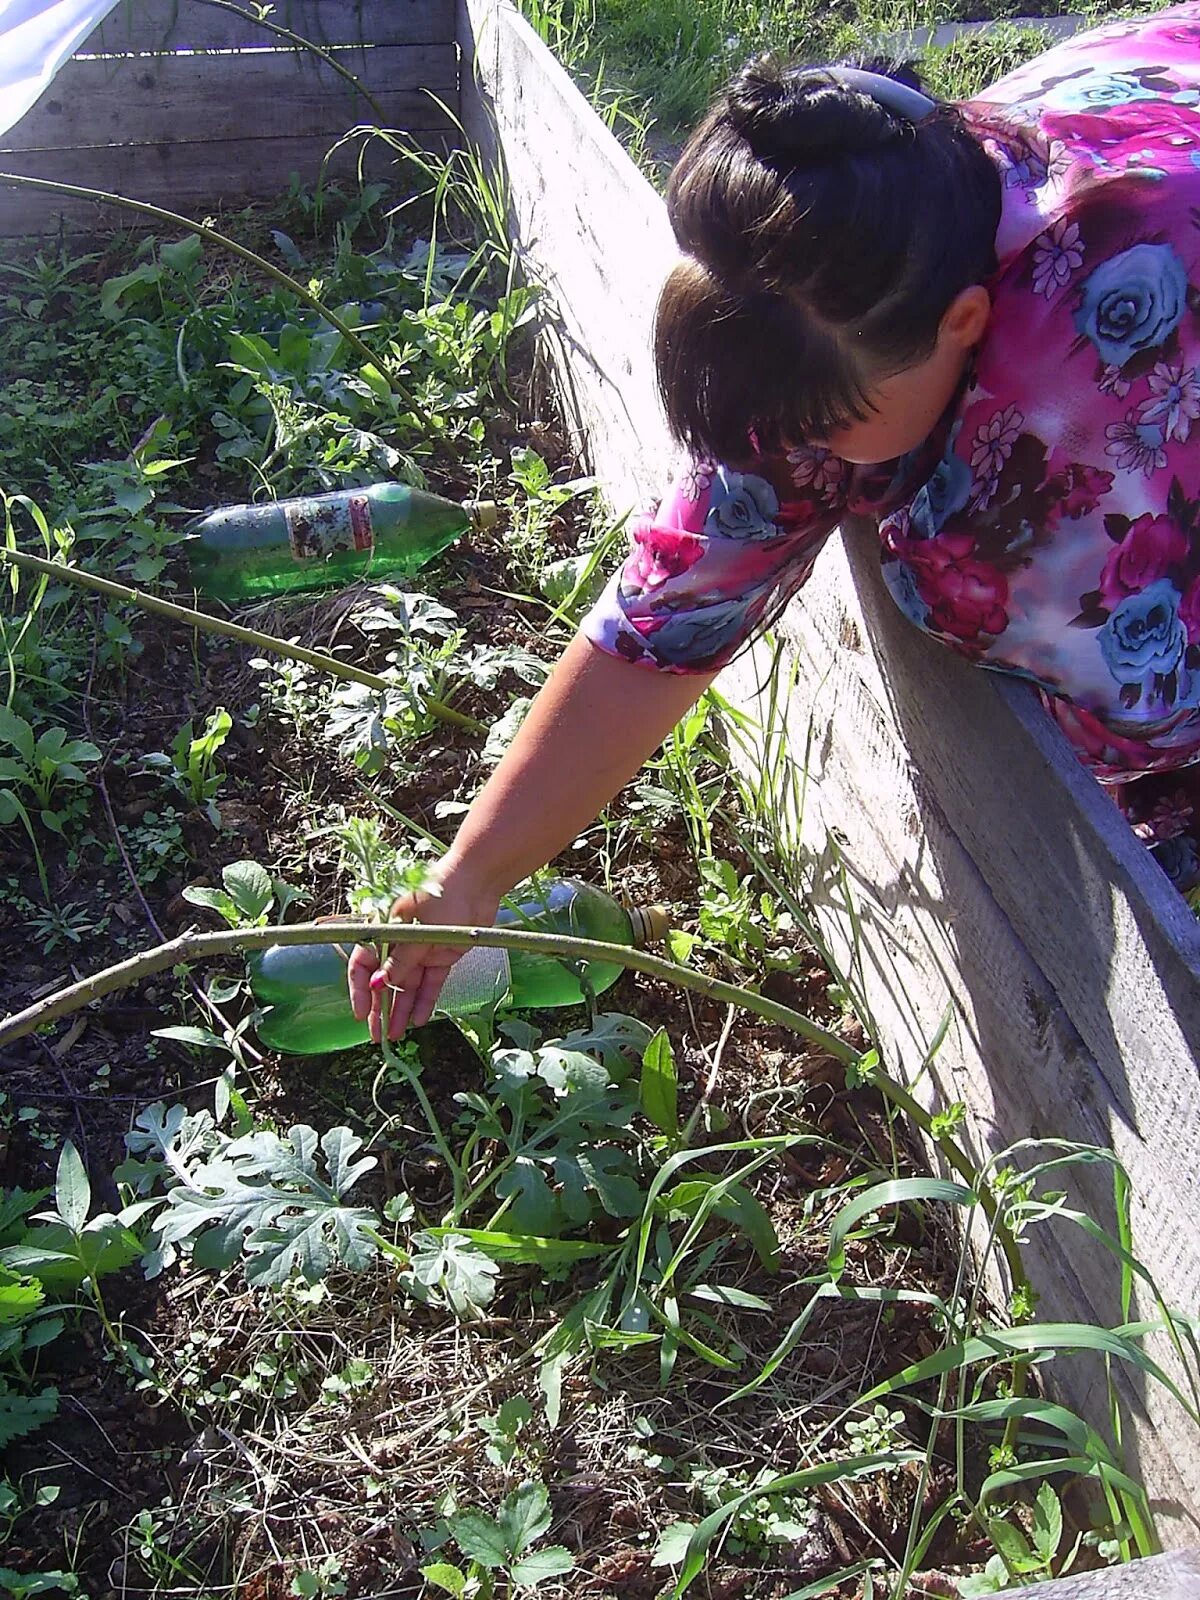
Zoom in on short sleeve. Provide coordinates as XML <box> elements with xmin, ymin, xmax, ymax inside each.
<box><xmin>578</xmin><ymin>449</ymin><xmax>849</xmax><ymax>674</ymax></box>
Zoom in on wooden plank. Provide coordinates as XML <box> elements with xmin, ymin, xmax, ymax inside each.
<box><xmin>1</xmin><ymin>45</ymin><xmax>458</xmax><ymax>153</ymax></box>
<box><xmin>880</xmin><ymin>13</ymin><xmax>1088</xmax><ymax>54</ymax></box>
<box><xmin>460</xmin><ymin>0</ymin><xmax>676</xmax><ymax>513</ymax></box>
<box><xmin>0</xmin><ymin>131</ymin><xmax>451</xmax><ymax>235</ymax></box>
<box><xmin>81</xmin><ymin>0</ymin><xmax>454</xmax><ymax>53</ymax></box>
<box><xmin>459</xmin><ymin>0</ymin><xmax>1200</xmax><ymax>1540</ymax></box>
<box><xmin>1021</xmin><ymin>1549</ymin><xmax>1200</xmax><ymax>1597</ymax></box>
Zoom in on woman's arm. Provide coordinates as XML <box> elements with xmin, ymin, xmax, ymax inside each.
<box><xmin>348</xmin><ymin>632</ymin><xmax>717</xmax><ymax>1038</ymax></box>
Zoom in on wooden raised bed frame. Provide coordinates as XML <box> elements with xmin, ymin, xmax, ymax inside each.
<box><xmin>2</xmin><ymin>0</ymin><xmax>1198</xmax><ymax>1561</ymax></box>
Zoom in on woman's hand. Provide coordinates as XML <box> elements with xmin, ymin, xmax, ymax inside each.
<box><xmin>347</xmin><ymin>858</ymin><xmax>501</xmax><ymax>1041</ymax></box>
<box><xmin>347</xmin><ymin>634</ymin><xmax>715</xmax><ymax>1042</ymax></box>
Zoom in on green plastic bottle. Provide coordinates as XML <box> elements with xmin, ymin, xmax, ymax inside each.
<box><xmin>247</xmin><ymin>878</ymin><xmax>670</xmax><ymax>1056</ymax></box>
<box><xmin>183</xmin><ymin>483</ymin><xmax>498</xmax><ymax>601</ymax></box>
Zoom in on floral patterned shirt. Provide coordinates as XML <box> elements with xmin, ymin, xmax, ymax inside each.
<box><xmin>580</xmin><ymin>3</ymin><xmax>1200</xmax><ymax>784</ymax></box>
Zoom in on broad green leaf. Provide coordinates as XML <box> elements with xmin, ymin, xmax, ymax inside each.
<box><xmin>410</xmin><ymin>1231</ymin><xmax>499</xmax><ymax>1315</ymax></box>
<box><xmin>54</xmin><ymin>1141</ymin><xmax>90</xmax><ymax>1235</ymax></box>
<box><xmin>0</xmin><ymin>707</ymin><xmax>35</xmax><ymax>762</ymax></box>
<box><xmin>46</xmin><ymin>737</ymin><xmax>99</xmax><ymax>766</ymax></box>
<box><xmin>0</xmin><ymin>1189</ymin><xmax>46</xmax><ymax>1247</ymax></box>
<box><xmin>419</xmin><ymin>1563</ymin><xmax>467</xmax><ymax>1597</ymax></box>
<box><xmin>0</xmin><ymin>789</ymin><xmax>26</xmax><ymax>825</ymax></box>
<box><xmin>154</xmin><ymin>1124</ymin><xmax>378</xmax><ymax>1287</ymax></box>
<box><xmin>640</xmin><ymin>1028</ymin><xmax>678</xmax><ymax>1137</ymax></box>
<box><xmin>651</xmin><ymin>1522</ymin><xmax>697</xmax><ymax>1568</ymax></box>
<box><xmin>0</xmin><ymin>1272</ymin><xmax>43</xmax><ymax>1324</ymax></box>
<box><xmin>567</xmin><ymin>1147</ymin><xmax>642</xmax><ymax>1218</ymax></box>
<box><xmin>182</xmin><ymin>885</ymin><xmax>240</xmax><ymax>926</ymax></box>
<box><xmin>827</xmin><ymin>1177</ymin><xmax>976</xmax><ymax>1278</ymax></box>
<box><xmin>496</xmin><ymin>1481</ymin><xmax>552</xmax><ymax>1557</ymax></box>
<box><xmin>557</xmin><ymin>1012</ymin><xmax>653</xmax><ymax>1071</ymax></box>
<box><xmin>987</xmin><ymin>1515</ymin><xmax>1035</xmax><ymax>1571</ymax></box>
<box><xmin>448</xmin><ymin>1509</ymin><xmax>508</xmax><ymax>1568</ymax></box>
<box><xmin>3</xmin><ymin>1220</ymin><xmax>142</xmax><ymax>1289</ymax></box>
<box><xmin>24</xmin><ymin>1313</ymin><xmax>65</xmax><ymax>1351</ymax></box>
<box><xmin>222</xmin><ymin>859</ymin><xmax>275</xmax><ymax>924</ymax></box>
<box><xmin>507</xmin><ymin>1545</ymin><xmax>574</xmax><ymax>1587</ymax></box>
<box><xmin>161</xmin><ymin>234</ymin><xmax>203</xmax><ymax>273</ymax></box>
<box><xmin>1033</xmin><ymin>1482</ymin><xmax>1063</xmax><ymax>1563</ymax></box>
<box><xmin>495</xmin><ymin>1159</ymin><xmax>560</xmax><ymax>1235</ymax></box>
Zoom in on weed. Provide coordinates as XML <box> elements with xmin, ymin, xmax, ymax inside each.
<box><xmin>0</xmin><ymin>708</ymin><xmax>99</xmax><ymax>894</ymax></box>
<box><xmin>427</xmin><ymin>1480</ymin><xmax>575</xmax><ymax>1594</ymax></box>
<box><xmin>143</xmin><ymin>708</ymin><xmax>232</xmax><ymax>825</ymax></box>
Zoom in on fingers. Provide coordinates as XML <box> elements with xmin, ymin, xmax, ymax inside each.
<box><xmin>347</xmin><ymin>943</ymin><xmax>379</xmax><ymax>1022</ymax></box>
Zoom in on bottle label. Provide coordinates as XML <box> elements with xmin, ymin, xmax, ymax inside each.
<box><xmin>285</xmin><ymin>494</ymin><xmax>374</xmax><ymax>562</ymax></box>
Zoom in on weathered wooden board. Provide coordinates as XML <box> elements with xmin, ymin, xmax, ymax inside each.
<box><xmin>81</xmin><ymin>0</ymin><xmax>454</xmax><ymax>53</ymax></box>
<box><xmin>0</xmin><ymin>130</ymin><xmax>422</xmax><ymax>233</ymax></box>
<box><xmin>1022</xmin><ymin>1549</ymin><xmax>1200</xmax><ymax>1598</ymax></box>
<box><xmin>459</xmin><ymin>0</ymin><xmax>676</xmax><ymax>513</ymax></box>
<box><xmin>1</xmin><ymin>45</ymin><xmax>456</xmax><ymax>152</ymax></box>
<box><xmin>881</xmin><ymin>13</ymin><xmax>1088</xmax><ymax>54</ymax></box>
<box><xmin>458</xmin><ymin>0</ymin><xmax>1200</xmax><ymax>1541</ymax></box>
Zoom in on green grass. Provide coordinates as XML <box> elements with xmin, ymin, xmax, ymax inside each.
<box><xmin>518</xmin><ymin>0</ymin><xmax>1172</xmax><ymax>150</ymax></box>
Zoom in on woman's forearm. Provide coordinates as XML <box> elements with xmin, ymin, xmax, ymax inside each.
<box><xmin>444</xmin><ymin>632</ymin><xmax>716</xmax><ymax>894</ymax></box>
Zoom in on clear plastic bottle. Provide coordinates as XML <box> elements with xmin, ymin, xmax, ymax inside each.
<box><xmin>247</xmin><ymin>877</ymin><xmax>669</xmax><ymax>1055</ymax></box>
<box><xmin>183</xmin><ymin>482</ymin><xmax>497</xmax><ymax>601</ymax></box>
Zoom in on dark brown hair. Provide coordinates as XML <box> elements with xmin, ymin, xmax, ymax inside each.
<box><xmin>655</xmin><ymin>57</ymin><xmax>1002</xmax><ymax>459</ymax></box>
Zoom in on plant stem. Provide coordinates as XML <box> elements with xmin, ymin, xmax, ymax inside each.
<box><xmin>381</xmin><ymin>1034</ymin><xmax>466</xmax><ymax>1222</ymax></box>
<box><xmin>0</xmin><ymin>549</ymin><xmax>484</xmax><ymax>734</ymax></box>
<box><xmin>0</xmin><ymin>919</ymin><xmax>859</xmax><ymax>1062</ymax></box>
<box><xmin>0</xmin><ymin>172</ymin><xmax>406</xmax><ymax>399</ymax></box>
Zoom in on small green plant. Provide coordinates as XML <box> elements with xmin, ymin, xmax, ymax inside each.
<box><xmin>505</xmin><ymin>446</ymin><xmax>595</xmax><ymax>580</ymax></box>
<box><xmin>143</xmin><ymin>707</ymin><xmax>232</xmax><ymax>825</ymax></box>
<box><xmin>0</xmin><ymin>1147</ymin><xmax>147</xmax><ymax>1464</ymax></box>
<box><xmin>960</xmin><ymin>1484</ymin><xmax>1068</xmax><ymax>1595</ymax></box>
<box><xmin>290</xmin><ymin>1556</ymin><xmax>347</xmax><ymax>1598</ymax></box>
<box><xmin>657</xmin><ymin>1463</ymin><xmax>817</xmax><ymax>1561</ymax></box>
<box><xmin>480</xmin><ymin>1395</ymin><xmax>535</xmax><ymax>1467</ymax></box>
<box><xmin>0</xmin><ymin>709</ymin><xmax>99</xmax><ymax>832</ymax></box>
<box><xmin>423</xmin><ymin>1480</ymin><xmax>574</xmax><ymax>1595</ymax></box>
<box><xmin>182</xmin><ymin>857</ymin><xmax>306</xmax><ymax>930</ymax></box>
<box><xmin>333</xmin><ymin>813</ymin><xmax>434</xmax><ymax>919</ymax></box>
<box><xmin>0</xmin><ymin>708</ymin><xmax>99</xmax><ymax>894</ymax></box>
<box><xmin>120</xmin><ymin>806</ymin><xmax>187</xmax><ymax>882</ymax></box>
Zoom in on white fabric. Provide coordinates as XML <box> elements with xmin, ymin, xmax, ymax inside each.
<box><xmin>0</xmin><ymin>0</ymin><xmax>124</xmax><ymax>138</ymax></box>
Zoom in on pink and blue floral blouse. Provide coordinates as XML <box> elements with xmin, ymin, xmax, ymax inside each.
<box><xmin>580</xmin><ymin>4</ymin><xmax>1200</xmax><ymax>885</ymax></box>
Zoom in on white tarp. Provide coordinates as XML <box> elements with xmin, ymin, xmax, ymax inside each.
<box><xmin>0</xmin><ymin>0</ymin><xmax>124</xmax><ymax>137</ymax></box>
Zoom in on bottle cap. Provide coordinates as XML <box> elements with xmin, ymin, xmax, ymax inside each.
<box><xmin>627</xmin><ymin>904</ymin><xmax>672</xmax><ymax>947</ymax></box>
<box><xmin>468</xmin><ymin>499</ymin><xmax>499</xmax><ymax>532</ymax></box>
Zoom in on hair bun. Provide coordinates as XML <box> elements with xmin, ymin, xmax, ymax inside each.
<box><xmin>727</xmin><ymin>57</ymin><xmax>910</xmax><ymax>162</ymax></box>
